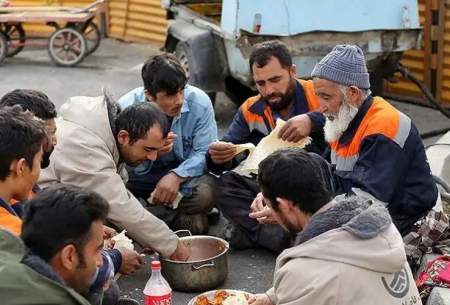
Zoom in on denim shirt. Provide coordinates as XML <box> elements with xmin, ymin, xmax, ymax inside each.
<box><xmin>118</xmin><ymin>85</ymin><xmax>217</xmax><ymax>193</ymax></box>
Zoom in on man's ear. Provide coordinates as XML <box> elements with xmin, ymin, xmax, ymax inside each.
<box><xmin>348</xmin><ymin>86</ymin><xmax>362</xmax><ymax>106</ymax></box>
<box><xmin>144</xmin><ymin>90</ymin><xmax>156</xmax><ymax>103</ymax></box>
<box><xmin>59</xmin><ymin>244</ymin><xmax>79</xmax><ymax>272</ymax></box>
<box><xmin>116</xmin><ymin>130</ymin><xmax>130</xmax><ymax>145</ymax></box>
<box><xmin>10</xmin><ymin>158</ymin><xmax>27</xmax><ymax>177</ymax></box>
<box><xmin>276</xmin><ymin>197</ymin><xmax>294</xmax><ymax>213</ymax></box>
<box><xmin>289</xmin><ymin>64</ymin><xmax>297</xmax><ymax>78</ymax></box>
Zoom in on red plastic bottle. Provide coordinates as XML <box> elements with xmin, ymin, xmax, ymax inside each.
<box><xmin>143</xmin><ymin>261</ymin><xmax>172</xmax><ymax>305</ymax></box>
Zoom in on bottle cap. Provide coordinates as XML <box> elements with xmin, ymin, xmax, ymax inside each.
<box><xmin>151</xmin><ymin>260</ymin><xmax>161</xmax><ymax>270</ymax></box>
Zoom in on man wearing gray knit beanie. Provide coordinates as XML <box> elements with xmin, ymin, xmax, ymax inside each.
<box><xmin>311</xmin><ymin>45</ymin><xmax>439</xmax><ymax>242</ymax></box>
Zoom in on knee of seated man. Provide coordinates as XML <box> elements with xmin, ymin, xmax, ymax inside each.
<box><xmin>188</xmin><ymin>175</ymin><xmax>218</xmax><ymax>212</ymax></box>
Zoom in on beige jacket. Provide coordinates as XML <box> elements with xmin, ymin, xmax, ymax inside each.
<box><xmin>39</xmin><ymin>96</ymin><xmax>178</xmax><ymax>257</ymax></box>
<box><xmin>266</xmin><ymin>198</ymin><xmax>421</xmax><ymax>305</ymax></box>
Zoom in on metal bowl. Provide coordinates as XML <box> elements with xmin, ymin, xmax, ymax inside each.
<box><xmin>160</xmin><ymin>235</ymin><xmax>229</xmax><ymax>292</ymax></box>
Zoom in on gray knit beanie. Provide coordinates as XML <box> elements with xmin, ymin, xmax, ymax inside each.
<box><xmin>311</xmin><ymin>45</ymin><xmax>370</xmax><ymax>89</ymax></box>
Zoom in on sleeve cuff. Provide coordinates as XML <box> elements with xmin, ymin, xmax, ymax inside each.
<box><xmin>265</xmin><ymin>287</ymin><xmax>277</xmax><ymax>304</ymax></box>
<box><xmin>106</xmin><ymin>248</ymin><xmax>123</xmax><ymax>274</ymax></box>
<box><xmin>306</xmin><ymin>111</ymin><xmax>325</xmax><ymax>132</ymax></box>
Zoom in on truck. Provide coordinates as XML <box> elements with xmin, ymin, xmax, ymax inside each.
<box><xmin>163</xmin><ymin>0</ymin><xmax>422</xmax><ymax>105</ymax></box>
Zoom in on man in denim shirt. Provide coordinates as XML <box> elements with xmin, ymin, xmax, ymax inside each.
<box><xmin>118</xmin><ymin>53</ymin><xmax>218</xmax><ymax>234</ymax></box>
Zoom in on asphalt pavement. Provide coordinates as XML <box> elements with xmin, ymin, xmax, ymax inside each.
<box><xmin>1</xmin><ymin>38</ymin><xmax>449</xmax><ymax>305</ymax></box>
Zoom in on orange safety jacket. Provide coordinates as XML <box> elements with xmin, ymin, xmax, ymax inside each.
<box><xmin>0</xmin><ymin>187</ymin><xmax>39</xmax><ymax>236</ymax></box>
<box><xmin>0</xmin><ymin>198</ymin><xmax>22</xmax><ymax>236</ymax></box>
<box><xmin>207</xmin><ymin>79</ymin><xmax>326</xmax><ymax>174</ymax></box>
<box><xmin>326</xmin><ymin>96</ymin><xmax>438</xmax><ymax>235</ymax></box>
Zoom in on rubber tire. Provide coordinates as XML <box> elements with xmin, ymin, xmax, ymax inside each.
<box><xmin>1</xmin><ymin>23</ymin><xmax>25</xmax><ymax>57</ymax></box>
<box><xmin>48</xmin><ymin>27</ymin><xmax>87</xmax><ymax>67</ymax></box>
<box><xmin>224</xmin><ymin>76</ymin><xmax>256</xmax><ymax>106</ymax></box>
<box><xmin>175</xmin><ymin>41</ymin><xmax>216</xmax><ymax>107</ymax></box>
<box><xmin>82</xmin><ymin>21</ymin><xmax>101</xmax><ymax>55</ymax></box>
<box><xmin>0</xmin><ymin>32</ymin><xmax>7</xmax><ymax>65</ymax></box>
<box><xmin>370</xmin><ymin>68</ymin><xmax>385</xmax><ymax>97</ymax></box>
<box><xmin>174</xmin><ymin>41</ymin><xmax>192</xmax><ymax>79</ymax></box>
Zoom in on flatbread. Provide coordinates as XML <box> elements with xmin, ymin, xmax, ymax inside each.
<box><xmin>148</xmin><ymin>191</ymin><xmax>183</xmax><ymax>209</ymax></box>
<box><xmin>233</xmin><ymin>143</ymin><xmax>256</xmax><ymax>156</ymax></box>
<box><xmin>241</xmin><ymin>119</ymin><xmax>311</xmax><ymax>174</ymax></box>
<box><xmin>112</xmin><ymin>230</ymin><xmax>134</xmax><ymax>251</ymax></box>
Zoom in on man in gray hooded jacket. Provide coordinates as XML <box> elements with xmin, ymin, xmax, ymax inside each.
<box><xmin>250</xmin><ymin>148</ymin><xmax>421</xmax><ymax>305</ymax></box>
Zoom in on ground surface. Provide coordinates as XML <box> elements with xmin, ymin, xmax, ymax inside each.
<box><xmin>1</xmin><ymin>38</ymin><xmax>449</xmax><ymax>305</ymax></box>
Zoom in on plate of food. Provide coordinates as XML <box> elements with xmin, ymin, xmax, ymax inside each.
<box><xmin>188</xmin><ymin>289</ymin><xmax>252</xmax><ymax>305</ymax></box>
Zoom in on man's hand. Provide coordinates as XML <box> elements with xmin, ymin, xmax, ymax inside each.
<box><xmin>250</xmin><ymin>192</ymin><xmax>265</xmax><ymax>213</ymax></box>
<box><xmin>117</xmin><ymin>248</ymin><xmax>144</xmax><ymax>275</ymax></box>
<box><xmin>103</xmin><ymin>225</ymin><xmax>118</xmax><ymax>240</ymax></box>
<box><xmin>153</xmin><ymin>172</ymin><xmax>184</xmax><ymax>205</ymax></box>
<box><xmin>249</xmin><ymin>193</ymin><xmax>278</xmax><ymax>225</ymax></box>
<box><xmin>103</xmin><ymin>225</ymin><xmax>118</xmax><ymax>249</ymax></box>
<box><xmin>248</xmin><ymin>294</ymin><xmax>273</xmax><ymax>305</ymax></box>
<box><xmin>209</xmin><ymin>141</ymin><xmax>236</xmax><ymax>164</ymax></box>
<box><xmin>169</xmin><ymin>240</ymin><xmax>191</xmax><ymax>261</ymax></box>
<box><xmin>278</xmin><ymin>114</ymin><xmax>312</xmax><ymax>142</ymax></box>
<box><xmin>158</xmin><ymin>132</ymin><xmax>177</xmax><ymax>158</ymax></box>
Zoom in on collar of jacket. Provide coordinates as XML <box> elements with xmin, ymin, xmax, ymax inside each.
<box><xmin>248</xmin><ymin>80</ymin><xmax>309</xmax><ymax>116</ymax></box>
<box><xmin>338</xmin><ymin>95</ymin><xmax>373</xmax><ymax>145</ymax></box>
<box><xmin>0</xmin><ymin>197</ymin><xmax>18</xmax><ymax>217</ymax></box>
<box><xmin>295</xmin><ymin>196</ymin><xmax>392</xmax><ymax>245</ymax></box>
<box><xmin>22</xmin><ymin>249</ymin><xmax>65</xmax><ymax>285</ymax></box>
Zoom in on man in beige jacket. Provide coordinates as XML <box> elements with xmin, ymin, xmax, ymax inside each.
<box><xmin>250</xmin><ymin>148</ymin><xmax>421</xmax><ymax>305</ymax></box>
<box><xmin>39</xmin><ymin>95</ymin><xmax>189</xmax><ymax>260</ymax></box>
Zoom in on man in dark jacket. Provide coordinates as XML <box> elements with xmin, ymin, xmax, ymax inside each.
<box><xmin>207</xmin><ymin>40</ymin><xmax>326</xmax><ymax>252</ymax></box>
<box><xmin>309</xmin><ymin>44</ymin><xmax>438</xmax><ymax>236</ymax></box>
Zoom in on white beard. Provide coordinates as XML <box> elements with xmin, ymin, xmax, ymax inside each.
<box><xmin>324</xmin><ymin>102</ymin><xmax>359</xmax><ymax>143</ymax></box>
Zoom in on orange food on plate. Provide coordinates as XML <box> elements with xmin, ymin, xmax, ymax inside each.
<box><xmin>213</xmin><ymin>290</ymin><xmax>229</xmax><ymax>305</ymax></box>
<box><xmin>195</xmin><ymin>290</ymin><xmax>248</xmax><ymax>305</ymax></box>
<box><xmin>195</xmin><ymin>295</ymin><xmax>210</xmax><ymax>305</ymax></box>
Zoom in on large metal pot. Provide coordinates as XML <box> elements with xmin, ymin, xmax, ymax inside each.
<box><xmin>160</xmin><ymin>235</ymin><xmax>229</xmax><ymax>292</ymax></box>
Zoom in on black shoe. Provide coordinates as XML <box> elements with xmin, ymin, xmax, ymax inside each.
<box><xmin>222</xmin><ymin>222</ymin><xmax>255</xmax><ymax>250</ymax></box>
<box><xmin>207</xmin><ymin>207</ymin><xmax>221</xmax><ymax>225</ymax></box>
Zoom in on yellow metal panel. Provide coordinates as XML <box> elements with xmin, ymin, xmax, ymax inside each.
<box><xmin>386</xmin><ymin>0</ymin><xmax>427</xmax><ymax>100</ymax></box>
<box><xmin>108</xmin><ymin>0</ymin><xmax>167</xmax><ymax>45</ymax></box>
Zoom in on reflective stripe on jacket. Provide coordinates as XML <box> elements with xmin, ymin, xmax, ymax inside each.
<box><xmin>207</xmin><ymin>79</ymin><xmax>326</xmax><ymax>174</ymax></box>
<box><xmin>328</xmin><ymin>96</ymin><xmax>438</xmax><ymax>234</ymax></box>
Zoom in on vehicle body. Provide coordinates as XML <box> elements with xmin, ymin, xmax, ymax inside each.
<box><xmin>0</xmin><ymin>0</ymin><xmax>105</xmax><ymax>67</ymax></box>
<box><xmin>163</xmin><ymin>0</ymin><xmax>422</xmax><ymax>104</ymax></box>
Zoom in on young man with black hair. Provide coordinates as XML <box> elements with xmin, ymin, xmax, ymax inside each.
<box><xmin>0</xmin><ymin>89</ymin><xmax>57</xmax><ymax>169</ymax></box>
<box><xmin>118</xmin><ymin>53</ymin><xmax>218</xmax><ymax>235</ymax></box>
<box><xmin>250</xmin><ymin>148</ymin><xmax>420</xmax><ymax>305</ymax></box>
<box><xmin>39</xmin><ymin>96</ymin><xmax>190</xmax><ymax>261</ymax></box>
<box><xmin>0</xmin><ymin>106</ymin><xmax>47</xmax><ymax>236</ymax></box>
<box><xmin>207</xmin><ymin>40</ymin><xmax>326</xmax><ymax>252</ymax></box>
<box><xmin>0</xmin><ymin>185</ymin><xmax>109</xmax><ymax>305</ymax></box>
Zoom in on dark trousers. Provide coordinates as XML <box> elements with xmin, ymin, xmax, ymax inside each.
<box><xmin>127</xmin><ymin>172</ymin><xmax>217</xmax><ymax>235</ymax></box>
<box><xmin>216</xmin><ymin>171</ymin><xmax>293</xmax><ymax>253</ymax></box>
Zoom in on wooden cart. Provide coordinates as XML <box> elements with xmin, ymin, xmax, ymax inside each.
<box><xmin>0</xmin><ymin>0</ymin><xmax>106</xmax><ymax>66</ymax></box>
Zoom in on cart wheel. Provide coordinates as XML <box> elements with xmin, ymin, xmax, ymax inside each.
<box><xmin>0</xmin><ymin>32</ymin><xmax>7</xmax><ymax>64</ymax></box>
<box><xmin>0</xmin><ymin>23</ymin><xmax>25</xmax><ymax>57</ymax></box>
<box><xmin>48</xmin><ymin>27</ymin><xmax>86</xmax><ymax>67</ymax></box>
<box><xmin>83</xmin><ymin>21</ymin><xmax>101</xmax><ymax>55</ymax></box>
